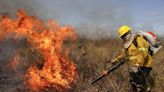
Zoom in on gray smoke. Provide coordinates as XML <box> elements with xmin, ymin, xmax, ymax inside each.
<box><xmin>0</xmin><ymin>0</ymin><xmax>163</xmax><ymax>38</ymax></box>
<box><xmin>0</xmin><ymin>0</ymin><xmax>134</xmax><ymax>39</ymax></box>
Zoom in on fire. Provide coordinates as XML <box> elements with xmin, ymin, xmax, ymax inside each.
<box><xmin>0</xmin><ymin>10</ymin><xmax>78</xmax><ymax>91</ymax></box>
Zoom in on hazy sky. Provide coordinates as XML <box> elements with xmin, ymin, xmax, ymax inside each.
<box><xmin>0</xmin><ymin>0</ymin><xmax>164</xmax><ymax>37</ymax></box>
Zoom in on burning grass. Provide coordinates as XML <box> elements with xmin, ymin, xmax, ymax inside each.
<box><xmin>0</xmin><ymin>10</ymin><xmax>78</xmax><ymax>92</ymax></box>
<box><xmin>0</xmin><ymin>10</ymin><xmax>164</xmax><ymax>92</ymax></box>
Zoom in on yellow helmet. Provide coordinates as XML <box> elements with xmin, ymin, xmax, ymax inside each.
<box><xmin>118</xmin><ymin>25</ymin><xmax>131</xmax><ymax>37</ymax></box>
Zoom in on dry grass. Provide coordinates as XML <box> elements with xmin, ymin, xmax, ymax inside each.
<box><xmin>0</xmin><ymin>37</ymin><xmax>163</xmax><ymax>92</ymax></box>
<box><xmin>70</xmin><ymin>38</ymin><xmax>164</xmax><ymax>92</ymax></box>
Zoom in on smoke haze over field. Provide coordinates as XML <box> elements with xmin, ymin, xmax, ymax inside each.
<box><xmin>0</xmin><ymin>0</ymin><xmax>164</xmax><ymax>38</ymax></box>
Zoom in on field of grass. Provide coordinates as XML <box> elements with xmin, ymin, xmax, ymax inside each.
<box><xmin>69</xmin><ymin>38</ymin><xmax>164</xmax><ymax>92</ymax></box>
<box><xmin>0</xmin><ymin>37</ymin><xmax>163</xmax><ymax>92</ymax></box>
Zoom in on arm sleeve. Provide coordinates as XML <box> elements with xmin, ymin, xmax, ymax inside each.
<box><xmin>113</xmin><ymin>48</ymin><xmax>126</xmax><ymax>62</ymax></box>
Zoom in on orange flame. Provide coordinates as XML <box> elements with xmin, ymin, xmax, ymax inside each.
<box><xmin>0</xmin><ymin>10</ymin><xmax>78</xmax><ymax>91</ymax></box>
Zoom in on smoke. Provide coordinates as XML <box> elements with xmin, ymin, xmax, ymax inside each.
<box><xmin>0</xmin><ymin>0</ymin><xmax>133</xmax><ymax>39</ymax></box>
<box><xmin>0</xmin><ymin>36</ymin><xmax>29</xmax><ymax>91</ymax></box>
<box><xmin>0</xmin><ymin>0</ymin><xmax>163</xmax><ymax>38</ymax></box>
<box><xmin>0</xmin><ymin>0</ymin><xmax>42</xmax><ymax>18</ymax></box>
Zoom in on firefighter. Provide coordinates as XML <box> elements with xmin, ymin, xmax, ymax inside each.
<box><xmin>111</xmin><ymin>25</ymin><xmax>153</xmax><ymax>92</ymax></box>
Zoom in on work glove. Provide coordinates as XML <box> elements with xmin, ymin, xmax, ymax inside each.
<box><xmin>111</xmin><ymin>58</ymin><xmax>117</xmax><ymax>64</ymax></box>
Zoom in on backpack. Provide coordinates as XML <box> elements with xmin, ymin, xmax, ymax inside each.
<box><xmin>136</xmin><ymin>31</ymin><xmax>162</xmax><ymax>54</ymax></box>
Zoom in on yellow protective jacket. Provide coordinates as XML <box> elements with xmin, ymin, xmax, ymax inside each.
<box><xmin>114</xmin><ymin>35</ymin><xmax>153</xmax><ymax>67</ymax></box>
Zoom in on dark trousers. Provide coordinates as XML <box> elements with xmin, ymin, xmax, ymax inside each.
<box><xmin>129</xmin><ymin>67</ymin><xmax>152</xmax><ymax>92</ymax></box>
